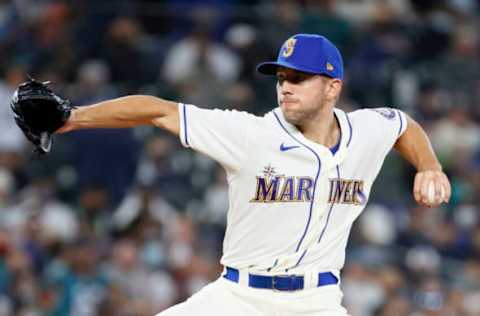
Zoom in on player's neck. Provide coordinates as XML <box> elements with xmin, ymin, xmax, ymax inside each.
<box><xmin>297</xmin><ymin>107</ymin><xmax>339</xmax><ymax>148</ymax></box>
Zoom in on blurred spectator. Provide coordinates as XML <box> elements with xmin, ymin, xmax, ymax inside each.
<box><xmin>413</xmin><ymin>277</ymin><xmax>446</xmax><ymax>315</ymax></box>
<box><xmin>429</xmin><ymin>106</ymin><xmax>480</xmax><ymax>170</ymax></box>
<box><xmin>0</xmin><ymin>0</ymin><xmax>16</xmax><ymax>43</ymax></box>
<box><xmin>224</xmin><ymin>23</ymin><xmax>268</xmax><ymax>83</ymax></box>
<box><xmin>0</xmin><ymin>168</ymin><xmax>14</xmax><ymax>208</ymax></box>
<box><xmin>359</xmin><ymin>204</ymin><xmax>396</xmax><ymax>246</ymax></box>
<box><xmin>198</xmin><ymin>166</ymin><xmax>228</xmax><ymax>225</ymax></box>
<box><xmin>68</xmin><ymin>60</ymin><xmax>117</xmax><ymax>104</ymax></box>
<box><xmin>0</xmin><ymin>64</ymin><xmax>28</xmax><ymax>154</ymax></box>
<box><xmin>77</xmin><ymin>184</ymin><xmax>112</xmax><ymax>239</ymax></box>
<box><xmin>335</xmin><ymin>0</ymin><xmax>414</xmax><ymax>26</ymax></box>
<box><xmin>66</xmin><ymin>59</ymin><xmax>141</xmax><ymax>206</ymax></box>
<box><xmin>135</xmin><ymin>134</ymin><xmax>194</xmax><ymax>208</ymax></box>
<box><xmin>162</xmin><ymin>9</ymin><xmax>241</xmax><ymax>106</ymax></box>
<box><xmin>101</xmin><ymin>16</ymin><xmax>158</xmax><ymax>92</ymax></box>
<box><xmin>412</xmin><ymin>81</ymin><xmax>449</xmax><ymax>124</ymax></box>
<box><xmin>299</xmin><ymin>0</ymin><xmax>354</xmax><ymax>57</ymax></box>
<box><xmin>53</xmin><ymin>240</ymin><xmax>108</xmax><ymax>316</ymax></box>
<box><xmin>103</xmin><ymin>239</ymin><xmax>177</xmax><ymax>315</ymax></box>
<box><xmin>342</xmin><ymin>263</ymin><xmax>386</xmax><ymax>316</ymax></box>
<box><xmin>259</xmin><ymin>0</ymin><xmax>301</xmax><ymax>54</ymax></box>
<box><xmin>375</xmin><ymin>295</ymin><xmax>412</xmax><ymax>316</ymax></box>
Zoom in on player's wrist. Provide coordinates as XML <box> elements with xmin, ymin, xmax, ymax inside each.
<box><xmin>417</xmin><ymin>164</ymin><xmax>442</xmax><ymax>172</ymax></box>
<box><xmin>416</xmin><ymin>157</ymin><xmax>442</xmax><ymax>172</ymax></box>
<box><xmin>55</xmin><ymin>108</ymin><xmax>77</xmax><ymax>133</ymax></box>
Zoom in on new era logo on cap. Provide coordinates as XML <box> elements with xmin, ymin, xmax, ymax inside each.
<box><xmin>256</xmin><ymin>34</ymin><xmax>344</xmax><ymax>79</ymax></box>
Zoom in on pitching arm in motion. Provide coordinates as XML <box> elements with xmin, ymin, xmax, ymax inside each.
<box><xmin>393</xmin><ymin>114</ymin><xmax>451</xmax><ymax>207</ymax></box>
<box><xmin>57</xmin><ymin>95</ymin><xmax>180</xmax><ymax>136</ymax></box>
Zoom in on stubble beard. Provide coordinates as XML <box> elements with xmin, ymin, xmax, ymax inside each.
<box><xmin>281</xmin><ymin>105</ymin><xmax>319</xmax><ymax>127</ymax></box>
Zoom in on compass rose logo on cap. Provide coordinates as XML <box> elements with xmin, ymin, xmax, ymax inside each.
<box><xmin>282</xmin><ymin>38</ymin><xmax>297</xmax><ymax>58</ymax></box>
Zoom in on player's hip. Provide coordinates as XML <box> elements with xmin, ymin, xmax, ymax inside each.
<box><xmin>157</xmin><ymin>274</ymin><xmax>349</xmax><ymax>316</ymax></box>
<box><xmin>218</xmin><ymin>275</ymin><xmax>349</xmax><ymax>315</ymax></box>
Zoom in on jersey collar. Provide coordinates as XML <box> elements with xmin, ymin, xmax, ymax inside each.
<box><xmin>272</xmin><ymin>107</ymin><xmax>352</xmax><ymax>169</ymax></box>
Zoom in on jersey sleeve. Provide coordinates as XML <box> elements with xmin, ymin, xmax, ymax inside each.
<box><xmin>178</xmin><ymin>103</ymin><xmax>256</xmax><ymax>172</ymax></box>
<box><xmin>352</xmin><ymin>107</ymin><xmax>408</xmax><ymax>155</ymax></box>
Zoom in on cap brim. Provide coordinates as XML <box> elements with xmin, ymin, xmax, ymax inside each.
<box><xmin>256</xmin><ymin>62</ymin><xmax>282</xmax><ymax>75</ymax></box>
<box><xmin>256</xmin><ymin>61</ymin><xmax>330</xmax><ymax>77</ymax></box>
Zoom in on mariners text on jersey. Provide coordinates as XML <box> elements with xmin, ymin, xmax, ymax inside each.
<box><xmin>250</xmin><ymin>175</ymin><xmax>314</xmax><ymax>202</ymax></box>
<box><xmin>249</xmin><ymin>173</ymin><xmax>366</xmax><ymax>205</ymax></box>
<box><xmin>328</xmin><ymin>178</ymin><xmax>366</xmax><ymax>205</ymax></box>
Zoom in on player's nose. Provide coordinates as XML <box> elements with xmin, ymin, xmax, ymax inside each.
<box><xmin>279</xmin><ymin>80</ymin><xmax>295</xmax><ymax>94</ymax></box>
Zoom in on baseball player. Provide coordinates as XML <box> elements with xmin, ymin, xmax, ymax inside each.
<box><xmin>15</xmin><ymin>34</ymin><xmax>451</xmax><ymax>315</ymax></box>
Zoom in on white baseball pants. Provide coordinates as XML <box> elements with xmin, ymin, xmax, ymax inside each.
<box><xmin>156</xmin><ymin>277</ymin><xmax>350</xmax><ymax>316</ymax></box>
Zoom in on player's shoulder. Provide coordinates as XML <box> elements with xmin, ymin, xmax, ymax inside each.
<box><xmin>347</xmin><ymin>106</ymin><xmax>405</xmax><ymax>125</ymax></box>
<box><xmin>183</xmin><ymin>103</ymin><xmax>273</xmax><ymax>133</ymax></box>
<box><xmin>185</xmin><ymin>103</ymin><xmax>261</xmax><ymax>119</ymax></box>
<box><xmin>347</xmin><ymin>106</ymin><xmax>408</xmax><ymax>139</ymax></box>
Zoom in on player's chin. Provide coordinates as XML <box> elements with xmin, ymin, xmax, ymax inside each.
<box><xmin>281</xmin><ymin>101</ymin><xmax>301</xmax><ymax>111</ymax></box>
<box><xmin>283</xmin><ymin>112</ymin><xmax>302</xmax><ymax>125</ymax></box>
<box><xmin>281</xmin><ymin>105</ymin><xmax>302</xmax><ymax>122</ymax></box>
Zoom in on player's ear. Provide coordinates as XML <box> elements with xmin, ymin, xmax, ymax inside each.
<box><xmin>324</xmin><ymin>78</ymin><xmax>342</xmax><ymax>102</ymax></box>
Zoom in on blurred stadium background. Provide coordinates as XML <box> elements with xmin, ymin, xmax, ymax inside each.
<box><xmin>1</xmin><ymin>0</ymin><xmax>480</xmax><ymax>315</ymax></box>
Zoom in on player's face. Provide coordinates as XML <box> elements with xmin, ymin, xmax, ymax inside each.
<box><xmin>276</xmin><ymin>67</ymin><xmax>341</xmax><ymax>125</ymax></box>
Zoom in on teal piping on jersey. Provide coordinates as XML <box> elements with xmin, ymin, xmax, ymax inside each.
<box><xmin>267</xmin><ymin>259</ymin><xmax>279</xmax><ymax>272</ymax></box>
<box><xmin>329</xmin><ymin>138</ymin><xmax>340</xmax><ymax>155</ymax></box>
<box><xmin>182</xmin><ymin>104</ymin><xmax>189</xmax><ymax>146</ymax></box>
<box><xmin>396</xmin><ymin>110</ymin><xmax>403</xmax><ymax>136</ymax></box>
<box><xmin>291</xmin><ymin>247</ymin><xmax>308</xmax><ymax>271</ymax></box>
<box><xmin>291</xmin><ymin>165</ymin><xmax>341</xmax><ymax>269</ymax></box>
<box><xmin>345</xmin><ymin>112</ymin><xmax>353</xmax><ymax>146</ymax></box>
<box><xmin>329</xmin><ymin>116</ymin><xmax>341</xmax><ymax>155</ymax></box>
<box><xmin>317</xmin><ymin>165</ymin><xmax>341</xmax><ymax>243</ymax></box>
<box><xmin>273</xmin><ymin>112</ymin><xmax>322</xmax><ymax>256</ymax></box>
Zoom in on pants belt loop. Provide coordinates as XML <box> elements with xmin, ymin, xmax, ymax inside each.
<box><xmin>238</xmin><ymin>268</ymin><xmax>249</xmax><ymax>287</ymax></box>
<box><xmin>304</xmin><ymin>270</ymin><xmax>315</xmax><ymax>289</ymax></box>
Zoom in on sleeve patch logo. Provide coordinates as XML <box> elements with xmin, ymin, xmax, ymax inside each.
<box><xmin>371</xmin><ymin>108</ymin><xmax>396</xmax><ymax>120</ymax></box>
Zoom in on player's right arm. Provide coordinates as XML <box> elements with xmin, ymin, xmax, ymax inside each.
<box><xmin>56</xmin><ymin>95</ymin><xmax>180</xmax><ymax>135</ymax></box>
<box><xmin>57</xmin><ymin>95</ymin><xmax>256</xmax><ymax>173</ymax></box>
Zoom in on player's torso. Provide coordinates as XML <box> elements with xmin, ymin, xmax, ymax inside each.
<box><xmin>221</xmin><ymin>108</ymin><xmax>381</xmax><ymax>273</ymax></box>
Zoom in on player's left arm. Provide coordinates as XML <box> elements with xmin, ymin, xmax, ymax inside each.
<box><xmin>393</xmin><ymin>114</ymin><xmax>451</xmax><ymax>207</ymax></box>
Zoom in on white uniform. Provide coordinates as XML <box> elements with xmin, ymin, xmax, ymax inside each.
<box><xmin>158</xmin><ymin>104</ymin><xmax>407</xmax><ymax>316</ymax></box>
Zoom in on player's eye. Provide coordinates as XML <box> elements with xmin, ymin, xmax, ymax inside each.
<box><xmin>290</xmin><ymin>74</ymin><xmax>302</xmax><ymax>84</ymax></box>
<box><xmin>293</xmin><ymin>73</ymin><xmax>310</xmax><ymax>83</ymax></box>
<box><xmin>277</xmin><ymin>72</ymin><xmax>311</xmax><ymax>84</ymax></box>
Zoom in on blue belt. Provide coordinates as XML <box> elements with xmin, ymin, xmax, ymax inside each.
<box><xmin>223</xmin><ymin>267</ymin><xmax>338</xmax><ymax>291</ymax></box>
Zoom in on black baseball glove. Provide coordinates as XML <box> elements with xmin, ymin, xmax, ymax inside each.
<box><xmin>10</xmin><ymin>77</ymin><xmax>74</xmax><ymax>154</ymax></box>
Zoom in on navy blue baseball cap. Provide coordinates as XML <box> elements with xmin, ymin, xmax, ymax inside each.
<box><xmin>257</xmin><ymin>34</ymin><xmax>344</xmax><ymax>79</ymax></box>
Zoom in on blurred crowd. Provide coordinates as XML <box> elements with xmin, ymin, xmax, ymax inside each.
<box><xmin>0</xmin><ymin>0</ymin><xmax>480</xmax><ymax>315</ymax></box>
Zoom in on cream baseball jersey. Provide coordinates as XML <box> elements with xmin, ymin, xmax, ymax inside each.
<box><xmin>178</xmin><ymin>104</ymin><xmax>407</xmax><ymax>275</ymax></box>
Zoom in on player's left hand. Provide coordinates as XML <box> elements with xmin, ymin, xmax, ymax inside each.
<box><xmin>10</xmin><ymin>77</ymin><xmax>73</xmax><ymax>154</ymax></box>
<box><xmin>413</xmin><ymin>169</ymin><xmax>451</xmax><ymax>207</ymax></box>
